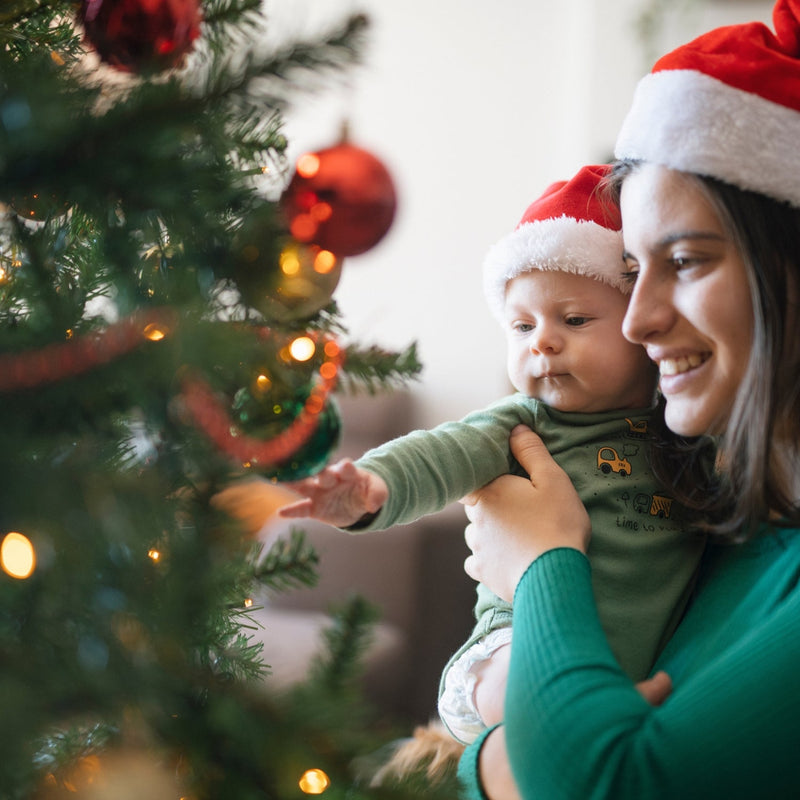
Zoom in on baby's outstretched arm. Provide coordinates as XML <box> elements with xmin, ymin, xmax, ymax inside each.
<box><xmin>278</xmin><ymin>459</ymin><xmax>389</xmax><ymax>528</ymax></box>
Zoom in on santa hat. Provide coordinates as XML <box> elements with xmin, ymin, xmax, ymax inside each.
<box><xmin>615</xmin><ymin>0</ymin><xmax>800</xmax><ymax>208</ymax></box>
<box><xmin>483</xmin><ymin>164</ymin><xmax>625</xmax><ymax>322</ymax></box>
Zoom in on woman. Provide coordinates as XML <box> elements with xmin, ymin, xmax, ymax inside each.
<box><xmin>457</xmin><ymin>2</ymin><xmax>800</xmax><ymax>797</ymax></box>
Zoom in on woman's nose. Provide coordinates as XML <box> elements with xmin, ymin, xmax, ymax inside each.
<box><xmin>622</xmin><ymin>272</ymin><xmax>674</xmax><ymax>344</ymax></box>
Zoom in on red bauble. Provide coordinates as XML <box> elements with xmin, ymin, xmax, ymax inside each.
<box><xmin>280</xmin><ymin>142</ymin><xmax>397</xmax><ymax>257</ymax></box>
<box><xmin>79</xmin><ymin>0</ymin><xmax>202</xmax><ymax>73</ymax></box>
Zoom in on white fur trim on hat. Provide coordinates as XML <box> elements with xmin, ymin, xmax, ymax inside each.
<box><xmin>483</xmin><ymin>215</ymin><xmax>626</xmax><ymax>322</ymax></box>
<box><xmin>615</xmin><ymin>69</ymin><xmax>800</xmax><ymax>208</ymax></box>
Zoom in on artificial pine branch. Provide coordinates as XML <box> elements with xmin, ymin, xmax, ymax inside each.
<box><xmin>255</xmin><ymin>527</ymin><xmax>320</xmax><ymax>593</ymax></box>
<box><xmin>309</xmin><ymin>595</ymin><xmax>379</xmax><ymax>693</ymax></box>
<box><xmin>191</xmin><ymin>11</ymin><xmax>369</xmax><ymax>111</ymax></box>
<box><xmin>340</xmin><ymin>341</ymin><xmax>423</xmax><ymax>394</ymax></box>
<box><xmin>32</xmin><ymin>722</ymin><xmax>117</xmax><ymax>779</ymax></box>
<box><xmin>200</xmin><ymin>0</ymin><xmax>262</xmax><ymax>28</ymax></box>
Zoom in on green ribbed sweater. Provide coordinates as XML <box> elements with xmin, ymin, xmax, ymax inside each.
<box><xmin>458</xmin><ymin>524</ymin><xmax>800</xmax><ymax>799</ymax></box>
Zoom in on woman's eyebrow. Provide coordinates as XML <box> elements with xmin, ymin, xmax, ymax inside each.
<box><xmin>657</xmin><ymin>230</ymin><xmax>726</xmax><ymax>247</ymax></box>
<box><xmin>623</xmin><ymin>230</ymin><xmax>726</xmax><ymax>260</ymax></box>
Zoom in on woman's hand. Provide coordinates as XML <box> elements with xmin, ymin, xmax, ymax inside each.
<box><xmin>476</xmin><ymin>673</ymin><xmax>672</xmax><ymax>799</ymax></box>
<box><xmin>461</xmin><ymin>425</ymin><xmax>591</xmax><ymax>602</ymax></box>
<box><xmin>479</xmin><ymin>726</ymin><xmax>521</xmax><ymax>800</ymax></box>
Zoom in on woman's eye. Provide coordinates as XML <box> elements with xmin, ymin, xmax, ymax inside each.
<box><xmin>670</xmin><ymin>253</ymin><xmax>702</xmax><ymax>270</ymax></box>
<box><xmin>620</xmin><ymin>270</ymin><xmax>639</xmax><ymax>284</ymax></box>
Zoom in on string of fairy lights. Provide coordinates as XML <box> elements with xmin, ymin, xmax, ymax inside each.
<box><xmin>0</xmin><ymin>312</ymin><xmax>341</xmax><ymax>578</ymax></box>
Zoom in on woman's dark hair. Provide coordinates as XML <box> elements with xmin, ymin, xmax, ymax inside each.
<box><xmin>607</xmin><ymin>161</ymin><xmax>800</xmax><ymax>540</ymax></box>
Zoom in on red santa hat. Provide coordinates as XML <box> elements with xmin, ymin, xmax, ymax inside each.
<box><xmin>483</xmin><ymin>164</ymin><xmax>626</xmax><ymax>322</ymax></box>
<box><xmin>615</xmin><ymin>0</ymin><xmax>800</xmax><ymax>208</ymax></box>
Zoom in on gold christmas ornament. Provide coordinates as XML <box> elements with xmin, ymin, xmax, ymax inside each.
<box><xmin>236</xmin><ymin>233</ymin><xmax>342</xmax><ymax>323</ymax></box>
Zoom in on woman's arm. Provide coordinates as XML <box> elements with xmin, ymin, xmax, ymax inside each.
<box><xmin>459</xmin><ymin>427</ymin><xmax>800</xmax><ymax>799</ymax></box>
<box><xmin>459</xmin><ymin>671</ymin><xmax>672</xmax><ymax>800</ymax></box>
<box><xmin>501</xmin><ymin>547</ymin><xmax>800</xmax><ymax>798</ymax></box>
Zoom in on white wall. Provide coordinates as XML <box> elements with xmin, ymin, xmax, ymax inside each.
<box><xmin>272</xmin><ymin>0</ymin><xmax>772</xmax><ymax>429</ymax></box>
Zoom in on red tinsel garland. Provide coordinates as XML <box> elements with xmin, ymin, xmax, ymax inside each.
<box><xmin>179</xmin><ymin>335</ymin><xmax>343</xmax><ymax>468</ymax></box>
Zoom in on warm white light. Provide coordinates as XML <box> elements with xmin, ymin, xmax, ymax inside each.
<box><xmin>313</xmin><ymin>250</ymin><xmax>336</xmax><ymax>275</ymax></box>
<box><xmin>289</xmin><ymin>336</ymin><xmax>316</xmax><ymax>362</ymax></box>
<box><xmin>148</xmin><ymin>549</ymin><xmax>161</xmax><ymax>562</ymax></box>
<box><xmin>280</xmin><ymin>248</ymin><xmax>301</xmax><ymax>276</ymax></box>
<box><xmin>299</xmin><ymin>768</ymin><xmax>330</xmax><ymax>794</ymax></box>
<box><xmin>1</xmin><ymin>532</ymin><xmax>36</xmax><ymax>579</ymax></box>
<box><xmin>143</xmin><ymin>323</ymin><xmax>167</xmax><ymax>341</ymax></box>
<box><xmin>296</xmin><ymin>153</ymin><xmax>321</xmax><ymax>179</ymax></box>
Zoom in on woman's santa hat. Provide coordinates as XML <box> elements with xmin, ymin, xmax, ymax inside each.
<box><xmin>483</xmin><ymin>164</ymin><xmax>626</xmax><ymax>322</ymax></box>
<box><xmin>615</xmin><ymin>0</ymin><xmax>800</xmax><ymax>208</ymax></box>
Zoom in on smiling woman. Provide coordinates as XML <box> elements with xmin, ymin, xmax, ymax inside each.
<box><xmin>457</xmin><ymin>2</ymin><xmax>800</xmax><ymax>798</ymax></box>
<box><xmin>616</xmin><ymin>164</ymin><xmax>754</xmax><ymax>439</ymax></box>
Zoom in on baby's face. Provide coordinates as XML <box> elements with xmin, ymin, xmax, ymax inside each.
<box><xmin>503</xmin><ymin>270</ymin><xmax>656</xmax><ymax>412</ymax></box>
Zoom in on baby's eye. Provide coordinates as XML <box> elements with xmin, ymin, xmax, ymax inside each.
<box><xmin>512</xmin><ymin>321</ymin><xmax>534</xmax><ymax>333</ymax></box>
<box><xmin>621</xmin><ymin>253</ymin><xmax>639</xmax><ymax>284</ymax></box>
<box><xmin>620</xmin><ymin>269</ymin><xmax>639</xmax><ymax>285</ymax></box>
<box><xmin>565</xmin><ymin>316</ymin><xmax>590</xmax><ymax>327</ymax></box>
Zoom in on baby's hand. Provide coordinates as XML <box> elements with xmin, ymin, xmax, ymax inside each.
<box><xmin>278</xmin><ymin>459</ymin><xmax>388</xmax><ymax>528</ymax></box>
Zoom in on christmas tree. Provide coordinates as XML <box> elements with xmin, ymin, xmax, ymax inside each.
<box><xmin>0</xmin><ymin>1</ymin><xmax>455</xmax><ymax>797</ymax></box>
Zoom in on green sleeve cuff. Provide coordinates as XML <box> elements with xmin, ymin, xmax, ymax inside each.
<box><xmin>456</xmin><ymin>724</ymin><xmax>499</xmax><ymax>800</ymax></box>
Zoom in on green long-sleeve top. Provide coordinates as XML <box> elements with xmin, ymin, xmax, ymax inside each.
<box><xmin>457</xmin><ymin>523</ymin><xmax>800</xmax><ymax>799</ymax></box>
<box><xmin>356</xmin><ymin>394</ymin><xmax>703</xmax><ymax>683</ymax></box>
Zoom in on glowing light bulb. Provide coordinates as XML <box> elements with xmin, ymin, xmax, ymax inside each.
<box><xmin>280</xmin><ymin>248</ymin><xmax>301</xmax><ymax>276</ymax></box>
<box><xmin>148</xmin><ymin>549</ymin><xmax>161</xmax><ymax>562</ymax></box>
<box><xmin>1</xmin><ymin>532</ymin><xmax>36</xmax><ymax>579</ymax></box>
<box><xmin>310</xmin><ymin>202</ymin><xmax>332</xmax><ymax>222</ymax></box>
<box><xmin>313</xmin><ymin>250</ymin><xmax>336</xmax><ymax>275</ymax></box>
<box><xmin>255</xmin><ymin>374</ymin><xmax>272</xmax><ymax>393</ymax></box>
<box><xmin>289</xmin><ymin>214</ymin><xmax>317</xmax><ymax>242</ymax></box>
<box><xmin>243</xmin><ymin>598</ymin><xmax>253</xmax><ymax>608</ymax></box>
<box><xmin>299</xmin><ymin>768</ymin><xmax>330</xmax><ymax>794</ymax></box>
<box><xmin>143</xmin><ymin>323</ymin><xmax>167</xmax><ymax>341</ymax></box>
<box><xmin>289</xmin><ymin>336</ymin><xmax>316</xmax><ymax>362</ymax></box>
<box><xmin>319</xmin><ymin>362</ymin><xmax>337</xmax><ymax>381</ymax></box>
<box><xmin>296</xmin><ymin>153</ymin><xmax>321</xmax><ymax>179</ymax></box>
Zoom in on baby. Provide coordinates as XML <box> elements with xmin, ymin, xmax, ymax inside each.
<box><xmin>281</xmin><ymin>164</ymin><xmax>704</xmax><ymax>743</ymax></box>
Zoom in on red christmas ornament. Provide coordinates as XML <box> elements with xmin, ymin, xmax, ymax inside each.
<box><xmin>79</xmin><ymin>0</ymin><xmax>202</xmax><ymax>73</ymax></box>
<box><xmin>280</xmin><ymin>141</ymin><xmax>397</xmax><ymax>257</ymax></box>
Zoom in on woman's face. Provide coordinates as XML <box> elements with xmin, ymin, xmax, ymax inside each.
<box><xmin>619</xmin><ymin>163</ymin><xmax>754</xmax><ymax>437</ymax></box>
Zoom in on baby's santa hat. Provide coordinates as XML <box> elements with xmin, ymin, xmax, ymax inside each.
<box><xmin>615</xmin><ymin>0</ymin><xmax>800</xmax><ymax>208</ymax></box>
<box><xmin>483</xmin><ymin>164</ymin><xmax>625</xmax><ymax>322</ymax></box>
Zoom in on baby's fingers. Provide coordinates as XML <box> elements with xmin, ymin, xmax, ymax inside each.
<box><xmin>278</xmin><ymin>498</ymin><xmax>313</xmax><ymax>518</ymax></box>
<box><xmin>329</xmin><ymin>458</ymin><xmax>358</xmax><ymax>481</ymax></box>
